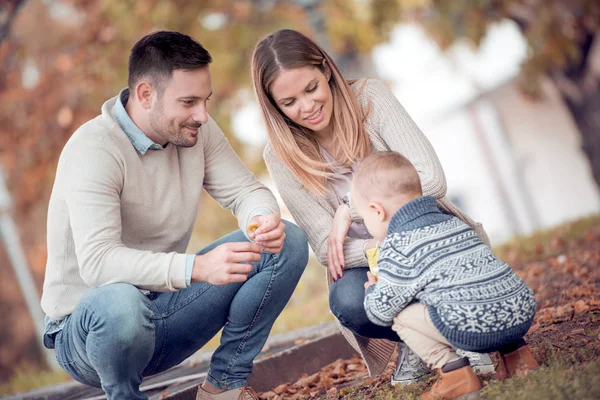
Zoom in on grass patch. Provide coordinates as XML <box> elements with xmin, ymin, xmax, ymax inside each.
<box><xmin>493</xmin><ymin>213</ymin><xmax>600</xmax><ymax>262</ymax></box>
<box><xmin>479</xmin><ymin>358</ymin><xmax>600</xmax><ymax>400</ymax></box>
<box><xmin>0</xmin><ymin>364</ymin><xmax>70</xmax><ymax>396</ymax></box>
<box><xmin>343</xmin><ymin>361</ymin><xmax>600</xmax><ymax>400</ymax></box>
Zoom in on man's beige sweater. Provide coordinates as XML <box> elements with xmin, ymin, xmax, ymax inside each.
<box><xmin>42</xmin><ymin>96</ymin><xmax>278</xmax><ymax>321</ymax></box>
<box><xmin>264</xmin><ymin>79</ymin><xmax>489</xmax><ymax>377</ymax></box>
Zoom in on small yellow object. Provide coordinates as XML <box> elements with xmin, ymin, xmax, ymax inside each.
<box><xmin>366</xmin><ymin>247</ymin><xmax>380</xmax><ymax>278</ymax></box>
<box><xmin>247</xmin><ymin>223</ymin><xmax>260</xmax><ymax>233</ymax></box>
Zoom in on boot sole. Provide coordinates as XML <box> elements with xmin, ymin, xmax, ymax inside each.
<box><xmin>472</xmin><ymin>364</ymin><xmax>495</xmax><ymax>375</ymax></box>
<box><xmin>391</xmin><ymin>371</ymin><xmax>431</xmax><ymax>386</ymax></box>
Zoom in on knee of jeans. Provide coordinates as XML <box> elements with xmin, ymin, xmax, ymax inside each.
<box><xmin>81</xmin><ymin>284</ymin><xmax>152</xmax><ymax>343</ymax></box>
<box><xmin>329</xmin><ymin>285</ymin><xmax>369</xmax><ymax>327</ymax></box>
<box><xmin>282</xmin><ymin>221</ymin><xmax>309</xmax><ymax>271</ymax></box>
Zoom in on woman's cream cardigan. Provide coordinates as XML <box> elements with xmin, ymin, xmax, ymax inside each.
<box><xmin>263</xmin><ymin>79</ymin><xmax>489</xmax><ymax>376</ymax></box>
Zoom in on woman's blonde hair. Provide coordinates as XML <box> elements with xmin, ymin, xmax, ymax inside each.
<box><xmin>251</xmin><ymin>29</ymin><xmax>370</xmax><ymax>195</ymax></box>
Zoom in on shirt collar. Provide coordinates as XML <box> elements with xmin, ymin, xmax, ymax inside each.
<box><xmin>113</xmin><ymin>88</ymin><xmax>165</xmax><ymax>154</ymax></box>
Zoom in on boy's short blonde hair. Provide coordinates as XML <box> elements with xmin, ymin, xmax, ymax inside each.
<box><xmin>353</xmin><ymin>151</ymin><xmax>422</xmax><ymax>200</ymax></box>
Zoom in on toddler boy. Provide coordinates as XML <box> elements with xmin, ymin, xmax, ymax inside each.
<box><xmin>351</xmin><ymin>151</ymin><xmax>538</xmax><ymax>400</ymax></box>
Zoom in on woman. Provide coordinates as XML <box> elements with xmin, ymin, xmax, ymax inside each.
<box><xmin>251</xmin><ymin>29</ymin><xmax>491</xmax><ymax>382</ymax></box>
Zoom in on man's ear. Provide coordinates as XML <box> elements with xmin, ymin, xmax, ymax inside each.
<box><xmin>369</xmin><ymin>201</ymin><xmax>387</xmax><ymax>222</ymax></box>
<box><xmin>134</xmin><ymin>82</ymin><xmax>154</xmax><ymax>110</ymax></box>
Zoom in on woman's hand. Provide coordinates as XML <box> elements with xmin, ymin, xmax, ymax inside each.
<box><xmin>328</xmin><ymin>204</ymin><xmax>352</xmax><ymax>281</ymax></box>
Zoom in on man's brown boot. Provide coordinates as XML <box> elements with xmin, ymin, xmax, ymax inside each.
<box><xmin>196</xmin><ymin>385</ymin><xmax>259</xmax><ymax>400</ymax></box>
<box><xmin>421</xmin><ymin>357</ymin><xmax>482</xmax><ymax>400</ymax></box>
<box><xmin>497</xmin><ymin>343</ymin><xmax>539</xmax><ymax>379</ymax></box>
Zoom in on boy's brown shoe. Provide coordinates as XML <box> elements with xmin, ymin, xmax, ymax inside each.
<box><xmin>421</xmin><ymin>357</ymin><xmax>482</xmax><ymax>400</ymax></box>
<box><xmin>496</xmin><ymin>344</ymin><xmax>539</xmax><ymax>380</ymax></box>
<box><xmin>196</xmin><ymin>385</ymin><xmax>259</xmax><ymax>400</ymax></box>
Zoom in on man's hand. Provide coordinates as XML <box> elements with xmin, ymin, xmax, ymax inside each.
<box><xmin>364</xmin><ymin>271</ymin><xmax>378</xmax><ymax>290</ymax></box>
<box><xmin>328</xmin><ymin>204</ymin><xmax>352</xmax><ymax>281</ymax></box>
<box><xmin>249</xmin><ymin>214</ymin><xmax>286</xmax><ymax>254</ymax></box>
<box><xmin>192</xmin><ymin>242</ymin><xmax>262</xmax><ymax>285</ymax></box>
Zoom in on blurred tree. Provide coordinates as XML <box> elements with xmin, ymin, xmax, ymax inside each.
<box><xmin>322</xmin><ymin>0</ymin><xmax>600</xmax><ymax>188</ymax></box>
<box><xmin>0</xmin><ymin>0</ymin><xmax>313</xmax><ymax>377</ymax></box>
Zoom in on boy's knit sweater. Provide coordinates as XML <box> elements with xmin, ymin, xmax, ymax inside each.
<box><xmin>364</xmin><ymin>196</ymin><xmax>536</xmax><ymax>352</ymax></box>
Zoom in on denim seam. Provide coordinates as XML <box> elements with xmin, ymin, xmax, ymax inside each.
<box><xmin>141</xmin><ymin>315</ymin><xmax>157</xmax><ymax>376</ymax></box>
<box><xmin>145</xmin><ymin>316</ymin><xmax>167</xmax><ymax>375</ymax></box>
<box><xmin>220</xmin><ymin>254</ymin><xmax>279</xmax><ymax>385</ymax></box>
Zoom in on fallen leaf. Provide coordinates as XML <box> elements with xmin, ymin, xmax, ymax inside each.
<box><xmin>527</xmin><ymin>323</ymin><xmax>540</xmax><ymax>335</ymax></box>
<box><xmin>273</xmin><ymin>383</ymin><xmax>289</xmax><ymax>395</ymax></box>
<box><xmin>528</xmin><ymin>265</ymin><xmax>544</xmax><ymax>278</ymax></box>
<box><xmin>295</xmin><ymin>372</ymin><xmax>320</xmax><ymax>387</ymax></box>
<box><xmin>552</xmin><ymin>305</ymin><xmax>574</xmax><ymax>323</ymax></box>
<box><xmin>319</xmin><ymin>374</ymin><xmax>333</xmax><ymax>389</ymax></box>
<box><xmin>574</xmin><ymin>300</ymin><xmax>590</xmax><ymax>315</ymax></box>
<box><xmin>535</xmin><ymin>243</ymin><xmax>544</xmax><ymax>255</ymax></box>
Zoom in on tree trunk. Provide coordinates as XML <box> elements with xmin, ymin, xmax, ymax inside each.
<box><xmin>564</xmin><ymin>88</ymin><xmax>600</xmax><ymax>188</ymax></box>
<box><xmin>558</xmin><ymin>32</ymin><xmax>600</xmax><ymax>189</ymax></box>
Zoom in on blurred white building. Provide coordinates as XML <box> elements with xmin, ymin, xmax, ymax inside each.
<box><xmin>423</xmin><ymin>78</ymin><xmax>600</xmax><ymax>243</ymax></box>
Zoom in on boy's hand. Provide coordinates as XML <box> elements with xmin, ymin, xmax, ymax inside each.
<box><xmin>364</xmin><ymin>271</ymin><xmax>378</xmax><ymax>290</ymax></box>
<box><xmin>249</xmin><ymin>214</ymin><xmax>286</xmax><ymax>254</ymax></box>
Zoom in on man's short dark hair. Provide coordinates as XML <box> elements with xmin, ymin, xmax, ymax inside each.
<box><xmin>128</xmin><ymin>31</ymin><xmax>212</xmax><ymax>94</ymax></box>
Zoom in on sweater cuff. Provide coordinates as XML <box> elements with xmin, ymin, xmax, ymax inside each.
<box><xmin>342</xmin><ymin>238</ymin><xmax>369</xmax><ymax>268</ymax></box>
<box><xmin>169</xmin><ymin>253</ymin><xmax>189</xmax><ymax>290</ymax></box>
<box><xmin>185</xmin><ymin>254</ymin><xmax>195</xmax><ymax>287</ymax></box>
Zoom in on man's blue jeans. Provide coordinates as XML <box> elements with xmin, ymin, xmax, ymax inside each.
<box><xmin>51</xmin><ymin>222</ymin><xmax>308</xmax><ymax>399</ymax></box>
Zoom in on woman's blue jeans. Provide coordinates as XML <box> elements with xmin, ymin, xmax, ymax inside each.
<box><xmin>329</xmin><ymin>267</ymin><xmax>399</xmax><ymax>341</ymax></box>
<box><xmin>51</xmin><ymin>222</ymin><xmax>308</xmax><ymax>399</ymax></box>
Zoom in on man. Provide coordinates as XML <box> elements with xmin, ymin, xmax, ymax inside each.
<box><xmin>41</xmin><ymin>31</ymin><xmax>308</xmax><ymax>400</ymax></box>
